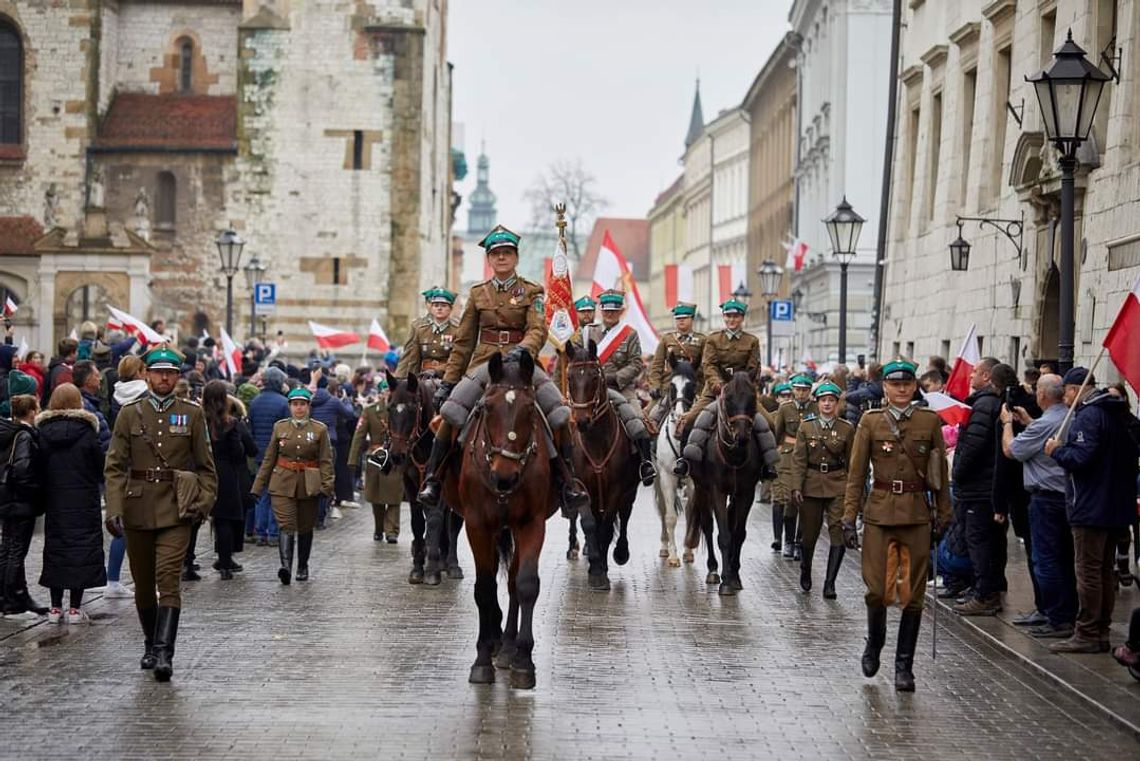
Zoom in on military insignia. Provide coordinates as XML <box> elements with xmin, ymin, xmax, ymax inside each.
<box><xmin>809</xmin><ymin>440</ymin><xmax>817</xmax><ymax>449</ymax></box>
<box><xmin>534</xmin><ymin>297</ymin><xmax>545</xmax><ymax>316</ymax></box>
<box><xmin>917</xmin><ymin>443</ymin><xmax>929</xmax><ymax>454</ymax></box>
<box><xmin>881</xmin><ymin>441</ymin><xmax>894</xmax><ymax>453</ymax></box>
<box><xmin>1075</xmin><ymin>431</ymin><xmax>1085</xmax><ymax>443</ymax></box>
<box><xmin>509</xmin><ymin>298</ymin><xmax>519</xmax><ymax>305</ymax></box>
<box><xmin>512</xmin><ymin>285</ymin><xmax>524</xmax><ymax>298</ymax></box>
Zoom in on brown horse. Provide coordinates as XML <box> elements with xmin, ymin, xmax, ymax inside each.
<box><xmin>565</xmin><ymin>340</ymin><xmax>640</xmax><ymax>591</ymax></box>
<box><xmin>384</xmin><ymin>371</ymin><xmax>464</xmax><ymax>586</ymax></box>
<box><xmin>441</xmin><ymin>351</ymin><xmax>555</xmax><ymax>689</ymax></box>
<box><xmin>687</xmin><ymin>371</ymin><xmax>778</xmax><ymax>596</ymax></box>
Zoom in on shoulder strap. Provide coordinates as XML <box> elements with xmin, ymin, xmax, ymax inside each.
<box><xmin>136</xmin><ymin>417</ymin><xmax>173</xmax><ymax>470</ymax></box>
<box><xmin>882</xmin><ymin>412</ymin><xmax>927</xmax><ymax>478</ymax></box>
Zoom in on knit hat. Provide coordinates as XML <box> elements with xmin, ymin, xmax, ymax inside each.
<box><xmin>263</xmin><ymin>366</ymin><xmax>287</xmax><ymax>393</ymax></box>
<box><xmin>237</xmin><ymin>383</ymin><xmax>261</xmax><ymax>406</ymax></box>
<box><xmin>7</xmin><ymin>369</ymin><xmax>37</xmax><ymax>398</ymax></box>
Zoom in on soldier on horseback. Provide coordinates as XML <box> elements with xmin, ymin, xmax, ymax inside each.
<box><xmin>595</xmin><ymin>290</ymin><xmax>656</xmax><ymax>486</ymax></box>
<box><xmin>646</xmin><ymin>302</ymin><xmax>706</xmax><ymax>432</ymax></box>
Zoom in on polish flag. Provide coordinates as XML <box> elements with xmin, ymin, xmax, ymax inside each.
<box><xmin>219</xmin><ymin>326</ymin><xmax>242</xmax><ymax>378</ymax></box>
<box><xmin>3</xmin><ymin>295</ymin><xmax>16</xmax><ymax>317</ymax></box>
<box><xmin>590</xmin><ymin>230</ymin><xmax>658</xmax><ymax>353</ymax></box>
<box><xmin>716</xmin><ymin>263</ymin><xmax>747</xmax><ymax>304</ymax></box>
<box><xmin>309</xmin><ymin>321</ymin><xmax>360</xmax><ymax>349</ymax></box>
<box><xmin>596</xmin><ymin>322</ymin><xmax>634</xmax><ymax>365</ymax></box>
<box><xmin>923</xmin><ymin>391</ymin><xmax>973</xmax><ymax>428</ymax></box>
<box><xmin>784</xmin><ymin>237</ymin><xmax>808</xmax><ymax>272</ymax></box>
<box><xmin>945</xmin><ymin>324</ymin><xmax>980</xmax><ymax>401</ymax></box>
<box><xmin>368</xmin><ymin>318</ymin><xmax>391</xmax><ymax>352</ymax></box>
<box><xmin>107</xmin><ymin>306</ymin><xmax>164</xmax><ymax>346</ymax></box>
<box><xmin>1104</xmin><ymin>275</ymin><xmax>1140</xmax><ymax>393</ymax></box>
<box><xmin>663</xmin><ymin>264</ymin><xmax>693</xmax><ymax>309</ymax></box>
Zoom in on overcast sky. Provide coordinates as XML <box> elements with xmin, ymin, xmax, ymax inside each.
<box><xmin>449</xmin><ymin>0</ymin><xmax>791</xmax><ymax>232</ymax></box>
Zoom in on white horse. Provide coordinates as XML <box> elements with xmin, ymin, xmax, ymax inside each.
<box><xmin>653</xmin><ymin>358</ymin><xmax>698</xmax><ymax>567</ymax></box>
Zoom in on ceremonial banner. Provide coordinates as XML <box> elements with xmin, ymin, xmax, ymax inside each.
<box><xmin>309</xmin><ymin>320</ymin><xmax>360</xmax><ymax>349</ymax></box>
<box><xmin>545</xmin><ymin>221</ymin><xmax>577</xmax><ymax>349</ymax></box>
<box><xmin>945</xmin><ymin>324</ymin><xmax>980</xmax><ymax>401</ymax></box>
<box><xmin>590</xmin><ymin>230</ymin><xmax>658</xmax><ymax>353</ymax></box>
<box><xmin>1104</xmin><ymin>275</ymin><xmax>1140</xmax><ymax>393</ymax></box>
<box><xmin>368</xmin><ymin>318</ymin><xmax>391</xmax><ymax>352</ymax></box>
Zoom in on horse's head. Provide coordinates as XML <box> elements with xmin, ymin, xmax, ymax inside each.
<box><xmin>482</xmin><ymin>350</ymin><xmax>539</xmax><ymax>495</ymax></box>
<box><xmin>720</xmin><ymin>371</ymin><xmax>757</xmax><ymax>447</ymax></box>
<box><xmin>667</xmin><ymin>355</ymin><xmax>697</xmax><ymax>414</ymax></box>
<box><xmin>565</xmin><ymin>339</ymin><xmax>604</xmax><ymax>430</ymax></box>
<box><xmin>385</xmin><ymin>369</ymin><xmax>423</xmax><ymax>466</ymax></box>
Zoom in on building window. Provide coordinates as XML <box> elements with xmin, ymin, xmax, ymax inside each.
<box><xmin>352</xmin><ymin>130</ymin><xmax>364</xmax><ymax>170</ymax></box>
<box><xmin>1009</xmin><ymin>336</ymin><xmax>1021</xmax><ymax>367</ymax></box>
<box><xmin>892</xmin><ymin>341</ymin><xmax>902</xmax><ymax>358</ymax></box>
<box><xmin>959</xmin><ymin>69</ymin><xmax>977</xmax><ymax>206</ymax></box>
<box><xmin>989</xmin><ymin>46</ymin><xmax>1012</xmax><ymax>206</ymax></box>
<box><xmin>178</xmin><ymin>38</ymin><xmax>193</xmax><ymax>94</ymax></box>
<box><xmin>156</xmin><ymin>171</ymin><xmax>176</xmax><ymax>229</ymax></box>
<box><xmin>905</xmin><ymin>341</ymin><xmax>915</xmax><ymax>359</ymax></box>
<box><xmin>905</xmin><ymin>104</ymin><xmax>921</xmax><ymax>226</ymax></box>
<box><xmin>0</xmin><ymin>20</ymin><xmax>21</xmax><ymax>145</ymax></box>
<box><xmin>1039</xmin><ymin>10</ymin><xmax>1057</xmax><ymax>68</ymax></box>
<box><xmin>941</xmin><ymin>339</ymin><xmax>951</xmax><ymax>360</ymax></box>
<box><xmin>927</xmin><ymin>91</ymin><xmax>943</xmax><ymax>221</ymax></box>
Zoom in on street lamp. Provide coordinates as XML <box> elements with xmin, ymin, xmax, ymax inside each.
<box><xmin>758</xmin><ymin>259</ymin><xmax>782</xmax><ymax>367</ymax></box>
<box><xmin>732</xmin><ymin>281</ymin><xmax>752</xmax><ymax>303</ymax></box>
<box><xmin>215</xmin><ymin>229</ymin><xmax>246</xmax><ymax>337</ymax></box>
<box><xmin>949</xmin><ymin>231</ymin><xmax>971</xmax><ymax>271</ymax></box>
<box><xmin>243</xmin><ymin>255</ymin><xmax>267</xmax><ymax>341</ymax></box>
<box><xmin>1027</xmin><ymin>29</ymin><xmax>1112</xmax><ymax>373</ymax></box>
<box><xmin>823</xmin><ymin>197</ymin><xmax>864</xmax><ymax>365</ymax></box>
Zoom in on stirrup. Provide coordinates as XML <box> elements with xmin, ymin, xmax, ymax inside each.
<box><xmin>639</xmin><ymin>460</ymin><xmax>657</xmax><ymax>485</ymax></box>
<box><xmin>673</xmin><ymin>458</ymin><xmax>690</xmax><ymax>477</ymax></box>
<box><xmin>562</xmin><ymin>478</ymin><xmax>590</xmax><ymax>512</ymax></box>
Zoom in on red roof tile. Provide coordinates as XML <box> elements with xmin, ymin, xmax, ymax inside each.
<box><xmin>95</xmin><ymin>94</ymin><xmax>237</xmax><ymax>151</ymax></box>
<box><xmin>0</xmin><ymin>216</ymin><xmax>43</xmax><ymax>255</ymax></box>
<box><xmin>576</xmin><ymin>218</ymin><xmax>651</xmax><ymax>284</ymax></box>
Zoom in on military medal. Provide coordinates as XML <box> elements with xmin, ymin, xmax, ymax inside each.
<box><xmin>882</xmin><ymin>441</ymin><xmax>894</xmax><ymax>453</ymax></box>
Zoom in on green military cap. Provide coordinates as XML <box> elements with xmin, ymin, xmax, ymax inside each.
<box><xmin>421</xmin><ymin>286</ymin><xmax>457</xmax><ymax>305</ymax></box>
<box><xmin>882</xmin><ymin>359</ymin><xmax>919</xmax><ymax>381</ymax></box>
<box><xmin>790</xmin><ymin>373</ymin><xmax>814</xmax><ymax>388</ymax></box>
<box><xmin>720</xmin><ymin>299</ymin><xmax>747</xmax><ymax>315</ymax></box>
<box><xmin>143</xmin><ymin>343</ymin><xmax>183</xmax><ymax>371</ymax></box>
<box><xmin>479</xmin><ymin>225</ymin><xmax>521</xmax><ymax>253</ymax></box>
<box><xmin>671</xmin><ymin>302</ymin><xmax>697</xmax><ymax>318</ymax></box>
<box><xmin>773</xmin><ymin>382</ymin><xmax>792</xmax><ymax>395</ymax></box>
<box><xmin>598</xmin><ymin>290</ymin><xmax>626</xmax><ymax>310</ymax></box>
<box><xmin>287</xmin><ymin>387</ymin><xmax>313</xmax><ymax>403</ymax></box>
<box><xmin>574</xmin><ymin>296</ymin><xmax>597</xmax><ymax>312</ymax></box>
<box><xmin>813</xmin><ymin>381</ymin><xmax>842</xmax><ymax>399</ymax></box>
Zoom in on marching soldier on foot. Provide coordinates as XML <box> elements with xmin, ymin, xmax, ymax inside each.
<box><xmin>773</xmin><ymin>374</ymin><xmax>817</xmax><ymax>560</ymax></box>
<box><xmin>395</xmin><ymin>286</ymin><xmax>459</xmax><ymax>379</ymax></box>
<box><xmin>597</xmin><ymin>289</ymin><xmax>656</xmax><ymax>485</ymax></box>
<box><xmin>842</xmin><ymin>359</ymin><xmax>951</xmax><ymax>692</ymax></box>
<box><xmin>348</xmin><ymin>379</ymin><xmax>405</xmax><ymax>543</ymax></box>
<box><xmin>790</xmin><ymin>382</ymin><xmax>855</xmax><ymax>597</ymax></box>
<box><xmin>646</xmin><ymin>302</ymin><xmax>705</xmax><ymax>432</ymax></box>
<box><xmin>104</xmin><ymin>344</ymin><xmax>218</xmax><ymax>682</ymax></box>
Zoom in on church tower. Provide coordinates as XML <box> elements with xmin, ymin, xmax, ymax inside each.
<box><xmin>466</xmin><ymin>146</ymin><xmax>497</xmax><ymax>235</ymax></box>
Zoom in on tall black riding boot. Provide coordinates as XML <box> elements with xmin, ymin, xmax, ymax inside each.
<box><xmin>862</xmin><ymin>605</ymin><xmax>888</xmax><ymax>677</ymax></box>
<box><xmin>417</xmin><ymin>437</ymin><xmax>451</xmax><ymax>507</ymax></box>
<box><xmin>673</xmin><ymin>422</ymin><xmax>692</xmax><ymax>476</ymax></box>
<box><xmin>138</xmin><ymin>606</ymin><xmax>158</xmax><ymax>670</ymax></box>
<box><xmin>277</xmin><ymin>532</ymin><xmax>295</xmax><ymax>585</ymax></box>
<box><xmin>635</xmin><ymin>437</ymin><xmax>657</xmax><ymax>486</ymax></box>
<box><xmin>822</xmin><ymin>545</ymin><xmax>845</xmax><ymax>599</ymax></box>
<box><xmin>295</xmin><ymin>532</ymin><xmax>313</xmax><ymax>581</ymax></box>
<box><xmin>771</xmin><ymin>502</ymin><xmax>784</xmax><ymax>551</ymax></box>
<box><xmin>895</xmin><ymin>609</ymin><xmax>923</xmax><ymax>692</ymax></box>
<box><xmin>782</xmin><ymin>516</ymin><xmax>796</xmax><ymax>559</ymax></box>
<box><xmin>800</xmin><ymin>551</ymin><xmax>813</xmax><ymax>592</ymax></box>
<box><xmin>152</xmin><ymin>606</ymin><xmax>181</xmax><ymax>682</ymax></box>
<box><xmin>557</xmin><ymin>441</ymin><xmax>590</xmax><ymax>513</ymax></box>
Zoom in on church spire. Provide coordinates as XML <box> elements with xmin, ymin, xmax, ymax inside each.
<box><xmin>684</xmin><ymin>78</ymin><xmax>704</xmax><ymax>148</ymax></box>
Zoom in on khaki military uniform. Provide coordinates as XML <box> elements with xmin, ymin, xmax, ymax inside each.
<box><xmin>843</xmin><ymin>406</ymin><xmax>952</xmax><ymax>611</ymax></box>
<box><xmin>443</xmin><ymin>276</ymin><xmax>547</xmax><ymax>385</ymax></box>
<box><xmin>772</xmin><ymin>399</ymin><xmax>819</xmax><ymax>512</ymax></box>
<box><xmin>600</xmin><ymin>324</ymin><xmax>643</xmax><ymax>405</ymax></box>
<box><xmin>791</xmin><ymin>415</ymin><xmax>855</xmax><ymax>558</ymax></box>
<box><xmin>252</xmin><ymin>418</ymin><xmax>335</xmax><ymax>534</ymax></box>
<box><xmin>105</xmin><ymin>394</ymin><xmax>218</xmax><ymax>610</ymax></box>
<box><xmin>395</xmin><ymin>316</ymin><xmax>460</xmax><ymax>378</ymax></box>
<box><xmin>646</xmin><ymin>330</ymin><xmax>705</xmax><ymax>422</ymax></box>
<box><xmin>683</xmin><ymin>329</ymin><xmax>760</xmax><ymax>431</ymax></box>
<box><xmin>348</xmin><ymin>402</ymin><xmax>405</xmax><ymax>536</ymax></box>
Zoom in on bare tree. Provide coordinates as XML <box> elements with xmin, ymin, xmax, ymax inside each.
<box><xmin>523</xmin><ymin>158</ymin><xmax>608</xmax><ymax>261</ymax></box>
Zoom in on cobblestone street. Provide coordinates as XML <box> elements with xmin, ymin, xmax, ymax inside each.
<box><xmin>2</xmin><ymin>488</ymin><xmax>1138</xmax><ymax>760</ymax></box>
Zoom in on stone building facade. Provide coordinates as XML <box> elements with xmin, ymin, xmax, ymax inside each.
<box><xmin>879</xmin><ymin>0</ymin><xmax>1139</xmax><ymax>379</ymax></box>
<box><xmin>0</xmin><ymin>0</ymin><xmax>451</xmax><ymax>354</ymax></box>
<box><xmin>647</xmin><ymin>174</ymin><xmax>684</xmax><ymax>332</ymax></box>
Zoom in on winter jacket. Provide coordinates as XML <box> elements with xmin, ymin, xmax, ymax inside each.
<box><xmin>109</xmin><ymin>378</ymin><xmax>148</xmax><ymax>429</ymax></box>
<box><xmin>0</xmin><ymin>418</ymin><xmax>40</xmax><ymax>519</ymax></box>
<box><xmin>843</xmin><ymin>380</ymin><xmax>882</xmax><ymax>425</ymax></box>
<box><xmin>43</xmin><ymin>357</ymin><xmax>73</xmax><ymax>406</ymax></box>
<box><xmin>310</xmin><ymin>388</ymin><xmax>354</xmax><ymax>445</ymax></box>
<box><xmin>210</xmin><ymin>420</ymin><xmax>258</xmax><ymax>521</ymax></box>
<box><xmin>35</xmin><ymin>409</ymin><xmax>106</xmax><ymax>591</ymax></box>
<box><xmin>951</xmin><ymin>385</ymin><xmax>1001</xmax><ymax>501</ymax></box>
<box><xmin>249</xmin><ymin>386</ymin><xmax>290</xmax><ymax>462</ymax></box>
<box><xmin>993</xmin><ymin>384</ymin><xmax>1041</xmax><ymax>519</ymax></box>
<box><xmin>1051</xmin><ymin>390</ymin><xmax>1140</xmax><ymax>528</ymax></box>
<box><xmin>80</xmin><ymin>390</ymin><xmax>111</xmax><ymax>451</ymax></box>
<box><xmin>0</xmin><ymin>343</ymin><xmax>16</xmax><ymax>404</ymax></box>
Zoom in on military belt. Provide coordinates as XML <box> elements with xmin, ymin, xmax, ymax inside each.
<box><xmin>479</xmin><ymin>328</ymin><xmax>525</xmax><ymax>346</ymax></box>
<box><xmin>131</xmin><ymin>468</ymin><xmax>174</xmax><ymax>483</ymax></box>
<box><xmin>277</xmin><ymin>458</ymin><xmax>319</xmax><ymax>471</ymax></box>
<box><xmin>420</xmin><ymin>359</ymin><xmax>446</xmax><ymax>371</ymax></box>
<box><xmin>872</xmin><ymin>479</ymin><xmax>926</xmax><ymax>494</ymax></box>
<box><xmin>810</xmin><ymin>461</ymin><xmax>844</xmax><ymax>474</ymax></box>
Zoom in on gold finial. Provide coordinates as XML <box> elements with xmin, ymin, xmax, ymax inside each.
<box><xmin>553</xmin><ymin>202</ymin><xmax>567</xmax><ymax>240</ymax></box>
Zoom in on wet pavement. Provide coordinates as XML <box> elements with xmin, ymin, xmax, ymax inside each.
<box><xmin>2</xmin><ymin>488</ymin><xmax>1138</xmax><ymax>760</ymax></box>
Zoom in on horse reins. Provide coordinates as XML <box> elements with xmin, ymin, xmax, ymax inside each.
<box><xmin>566</xmin><ymin>359</ymin><xmax>625</xmax><ymax>513</ymax></box>
<box><xmin>469</xmin><ymin>384</ymin><xmax>540</xmax><ymax>503</ymax></box>
<box><xmin>715</xmin><ymin>393</ymin><xmax>754</xmax><ymax>473</ymax></box>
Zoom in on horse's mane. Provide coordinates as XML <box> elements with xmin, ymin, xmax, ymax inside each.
<box><xmin>670</xmin><ymin>359</ymin><xmax>696</xmax><ymax>381</ymax></box>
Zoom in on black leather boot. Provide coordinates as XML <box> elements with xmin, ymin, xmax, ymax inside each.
<box><xmin>152</xmin><ymin>606</ymin><xmax>180</xmax><ymax>682</ymax></box>
<box><xmin>295</xmin><ymin>532</ymin><xmax>313</xmax><ymax>581</ymax></box>
<box><xmin>771</xmin><ymin>503</ymin><xmax>784</xmax><ymax>551</ymax></box>
<box><xmin>408</xmin><ymin>538</ymin><xmax>426</xmax><ymax>584</ymax></box>
<box><xmin>138</xmin><ymin>606</ymin><xmax>158</xmax><ymax>670</ymax></box>
<box><xmin>557</xmin><ymin>441</ymin><xmax>590</xmax><ymax>513</ymax></box>
<box><xmin>895</xmin><ymin>609</ymin><xmax>922</xmax><ymax>692</ymax></box>
<box><xmin>800</xmin><ymin>553</ymin><xmax>813</xmax><ymax>592</ymax></box>
<box><xmin>782</xmin><ymin>516</ymin><xmax>796</xmax><ymax>559</ymax></box>
<box><xmin>277</xmin><ymin>532</ymin><xmax>294</xmax><ymax>585</ymax></box>
<box><xmin>822</xmin><ymin>546</ymin><xmax>845</xmax><ymax>599</ymax></box>
<box><xmin>635</xmin><ymin>437</ymin><xmax>657</xmax><ymax>486</ymax></box>
<box><xmin>417</xmin><ymin>437</ymin><xmax>451</xmax><ymax>507</ymax></box>
<box><xmin>862</xmin><ymin>605</ymin><xmax>888</xmax><ymax>677</ymax></box>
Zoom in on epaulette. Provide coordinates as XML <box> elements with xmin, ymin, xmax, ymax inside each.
<box><xmin>862</xmin><ymin>408</ymin><xmax>885</xmax><ymax>416</ymax></box>
<box><xmin>177</xmin><ymin>398</ymin><xmax>200</xmax><ymax>407</ymax></box>
<box><xmin>803</xmin><ymin>413</ymin><xmax>817</xmax><ymax>422</ymax></box>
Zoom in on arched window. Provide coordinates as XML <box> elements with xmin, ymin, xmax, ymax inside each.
<box><xmin>178</xmin><ymin>38</ymin><xmax>193</xmax><ymax>93</ymax></box>
<box><xmin>0</xmin><ymin>20</ymin><xmax>21</xmax><ymax>144</ymax></box>
<box><xmin>156</xmin><ymin>171</ymin><xmax>176</xmax><ymax>229</ymax></box>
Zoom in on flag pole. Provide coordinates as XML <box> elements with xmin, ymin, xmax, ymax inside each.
<box><xmin>1051</xmin><ymin>346</ymin><xmax>1107</xmax><ymax>439</ymax></box>
<box><xmin>554</xmin><ymin>202</ymin><xmax>570</xmax><ymax>397</ymax></box>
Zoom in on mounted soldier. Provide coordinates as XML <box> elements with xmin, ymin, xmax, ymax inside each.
<box><xmin>646</xmin><ymin>302</ymin><xmax>705</xmax><ymax>432</ymax></box>
<box><xmin>395</xmin><ymin>286</ymin><xmax>459</xmax><ymax>379</ymax></box>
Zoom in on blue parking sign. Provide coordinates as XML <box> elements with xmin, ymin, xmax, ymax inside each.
<box><xmin>769</xmin><ymin>299</ymin><xmax>794</xmax><ymax>321</ymax></box>
<box><xmin>254</xmin><ymin>283</ymin><xmax>276</xmax><ymax>315</ymax></box>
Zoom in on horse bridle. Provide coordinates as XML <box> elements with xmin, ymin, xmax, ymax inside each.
<box><xmin>471</xmin><ymin>383</ymin><xmax>539</xmax><ymax>500</ymax></box>
<box><xmin>566</xmin><ymin>358</ymin><xmax>626</xmax><ymax>512</ymax></box>
<box><xmin>664</xmin><ymin>381</ymin><xmax>694</xmax><ymax>460</ymax></box>
<box><xmin>566</xmin><ymin>360</ymin><xmax>609</xmax><ymax>417</ymax></box>
<box><xmin>715</xmin><ymin>392</ymin><xmax>754</xmax><ymax>471</ymax></box>
<box><xmin>386</xmin><ymin>384</ymin><xmax>432</xmax><ymax>475</ymax></box>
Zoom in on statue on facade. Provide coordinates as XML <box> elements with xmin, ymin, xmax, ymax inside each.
<box><xmin>43</xmin><ymin>183</ymin><xmax>60</xmax><ymax>228</ymax></box>
<box><xmin>87</xmin><ymin>164</ymin><xmax>105</xmax><ymax>210</ymax></box>
<box><xmin>134</xmin><ymin>187</ymin><xmax>152</xmax><ymax>241</ymax></box>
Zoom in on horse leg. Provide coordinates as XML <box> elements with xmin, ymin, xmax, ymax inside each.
<box><xmin>509</xmin><ymin>518</ymin><xmax>545</xmax><ymax>690</ymax></box>
<box><xmin>655</xmin><ymin>474</ymin><xmax>670</xmax><ymax>558</ymax></box>
<box><xmin>566</xmin><ymin>512</ymin><xmax>580</xmax><ymax>561</ymax></box>
<box><xmin>702</xmin><ymin>501</ymin><xmax>720</xmax><ymax>585</ymax></box>
<box><xmin>466</xmin><ymin>524</ymin><xmax>501</xmax><ymax>684</ymax></box>
<box><xmin>408</xmin><ymin>501</ymin><xmax>426</xmax><ymax>584</ymax></box>
<box><xmin>446</xmin><ymin>509</ymin><xmax>465</xmax><ymax>579</ymax></box>
<box><xmin>728</xmin><ymin>495</ymin><xmax>752</xmax><ymax>591</ymax></box>
<box><xmin>423</xmin><ymin>503</ymin><xmax>444</xmax><ymax>586</ymax></box>
<box><xmin>494</xmin><ymin>540</ymin><xmax>520</xmax><ymax>670</ymax></box>
<box><xmin>613</xmin><ymin>498</ymin><xmax>632</xmax><ymax>566</ymax></box>
<box><xmin>713</xmin><ymin>496</ymin><xmax>735</xmax><ymax>594</ymax></box>
<box><xmin>594</xmin><ymin>514</ymin><xmax>615</xmax><ymax>590</ymax></box>
<box><xmin>579</xmin><ymin>503</ymin><xmax>606</xmax><ymax>590</ymax></box>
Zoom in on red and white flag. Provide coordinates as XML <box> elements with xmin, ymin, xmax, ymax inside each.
<box><xmin>590</xmin><ymin>230</ymin><xmax>658</xmax><ymax>354</ymax></box>
<box><xmin>923</xmin><ymin>391</ymin><xmax>973</xmax><ymax>428</ymax></box>
<box><xmin>945</xmin><ymin>324</ymin><xmax>980</xmax><ymax>401</ymax></box>
<box><xmin>107</xmin><ymin>306</ymin><xmax>164</xmax><ymax>346</ymax></box>
<box><xmin>3</xmin><ymin>295</ymin><xmax>17</xmax><ymax>318</ymax></box>
<box><xmin>716</xmin><ymin>263</ymin><xmax>747</xmax><ymax>304</ymax></box>
<box><xmin>1104</xmin><ymin>275</ymin><xmax>1140</xmax><ymax>393</ymax></box>
<box><xmin>219</xmin><ymin>326</ymin><xmax>242</xmax><ymax>378</ymax></box>
<box><xmin>784</xmin><ymin>237</ymin><xmax>808</xmax><ymax>272</ymax></box>
<box><xmin>663</xmin><ymin>264</ymin><xmax>693</xmax><ymax>309</ymax></box>
<box><xmin>596</xmin><ymin>322</ymin><xmax>634</xmax><ymax>365</ymax></box>
<box><xmin>367</xmin><ymin>318</ymin><xmax>391</xmax><ymax>352</ymax></box>
<box><xmin>308</xmin><ymin>320</ymin><xmax>359</xmax><ymax>350</ymax></box>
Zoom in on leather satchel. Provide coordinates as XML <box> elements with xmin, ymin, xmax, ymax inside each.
<box><xmin>138</xmin><ymin>421</ymin><xmax>206</xmax><ymax>521</ymax></box>
<box><xmin>302</xmin><ymin>467</ymin><xmax>322</xmax><ymax>499</ymax></box>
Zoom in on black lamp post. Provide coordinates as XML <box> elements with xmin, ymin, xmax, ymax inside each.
<box><xmin>823</xmin><ymin>197</ymin><xmax>864</xmax><ymax>365</ymax></box>
<box><xmin>1027</xmin><ymin>30</ymin><xmax>1111</xmax><ymax>373</ymax></box>
<box><xmin>215</xmin><ymin>229</ymin><xmax>246</xmax><ymax>337</ymax></box>
<box><xmin>732</xmin><ymin>282</ymin><xmax>752</xmax><ymax>303</ymax></box>
<box><xmin>243</xmin><ymin>255</ymin><xmax>267</xmax><ymax>341</ymax></box>
<box><xmin>758</xmin><ymin>259</ymin><xmax>782</xmax><ymax>367</ymax></box>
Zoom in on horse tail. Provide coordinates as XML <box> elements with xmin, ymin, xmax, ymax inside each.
<box><xmin>683</xmin><ymin>489</ymin><xmax>703</xmax><ymax>550</ymax></box>
<box><xmin>497</xmin><ymin>526</ymin><xmax>515</xmax><ymax>576</ymax></box>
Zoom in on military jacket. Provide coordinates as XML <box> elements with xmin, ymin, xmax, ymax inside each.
<box><xmin>791</xmin><ymin>416</ymin><xmax>855</xmax><ymax>499</ymax></box>
<box><xmin>600</xmin><ymin>324</ymin><xmax>643</xmax><ymax>394</ymax></box>
<box><xmin>700</xmin><ymin>330</ymin><xmax>760</xmax><ymax>394</ymax></box>
<box><xmin>252</xmin><ymin>418</ymin><xmax>335</xmax><ymax>500</ymax></box>
<box><xmin>348</xmin><ymin>402</ymin><xmax>389</xmax><ymax>462</ymax></box>
<box><xmin>773</xmin><ymin>400</ymin><xmax>819</xmax><ymax>454</ymax></box>
<box><xmin>842</xmin><ymin>406</ymin><xmax>952</xmax><ymax>527</ymax></box>
<box><xmin>105</xmin><ymin>394</ymin><xmax>218</xmax><ymax>530</ymax></box>
<box><xmin>648</xmin><ymin>331</ymin><xmax>706</xmax><ymax>394</ymax></box>
<box><xmin>443</xmin><ymin>277</ymin><xmax>547</xmax><ymax>385</ymax></box>
<box><xmin>395</xmin><ymin>316</ymin><xmax>460</xmax><ymax>378</ymax></box>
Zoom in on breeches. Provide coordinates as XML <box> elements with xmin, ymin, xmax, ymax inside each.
<box><xmin>372</xmin><ymin>503</ymin><xmax>400</xmax><ymax>535</ymax></box>
<box><xmin>861</xmin><ymin>522</ymin><xmax>930</xmax><ymax>612</ymax></box>
<box><xmin>608</xmin><ymin>388</ymin><xmax>648</xmax><ymax>441</ymax></box>
<box><xmin>272</xmin><ymin>497</ymin><xmax>319</xmax><ymax>534</ymax></box>
<box><xmin>772</xmin><ymin>450</ymin><xmax>795</xmax><ymax>508</ymax></box>
<box><xmin>800</xmin><ymin>496</ymin><xmax>843</xmax><ymax>555</ymax></box>
<box><xmin>125</xmin><ymin>524</ymin><xmax>192</xmax><ymax>610</ymax></box>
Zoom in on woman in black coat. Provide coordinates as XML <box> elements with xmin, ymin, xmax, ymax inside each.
<box><xmin>204</xmin><ymin>381</ymin><xmax>257</xmax><ymax>579</ymax></box>
<box><xmin>37</xmin><ymin>383</ymin><xmax>106</xmax><ymax>624</ymax></box>
<box><xmin>0</xmin><ymin>393</ymin><xmax>46</xmax><ymax>617</ymax></box>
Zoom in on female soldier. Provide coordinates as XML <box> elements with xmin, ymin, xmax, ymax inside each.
<box><xmin>348</xmin><ymin>379</ymin><xmax>405</xmax><ymax>542</ymax></box>
<box><xmin>252</xmin><ymin>387</ymin><xmax>335</xmax><ymax>584</ymax></box>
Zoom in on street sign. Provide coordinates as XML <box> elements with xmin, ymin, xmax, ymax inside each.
<box><xmin>769</xmin><ymin>299</ymin><xmax>794</xmax><ymax>321</ymax></box>
<box><xmin>254</xmin><ymin>283</ymin><xmax>276</xmax><ymax>316</ymax></box>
